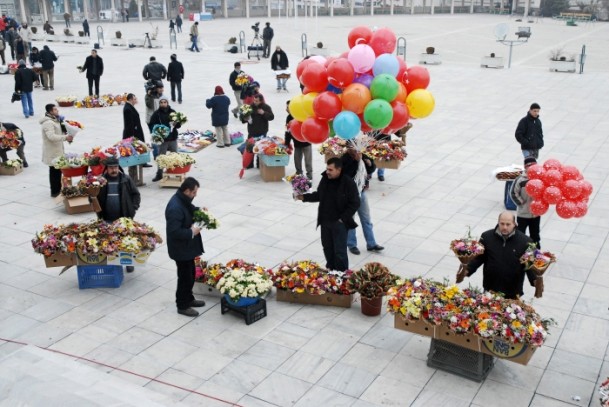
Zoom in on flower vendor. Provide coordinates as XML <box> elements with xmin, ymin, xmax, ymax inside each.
<box><xmin>0</xmin><ymin>122</ymin><xmax>28</xmax><ymax>167</ymax></box>
<box><xmin>40</xmin><ymin>104</ymin><xmax>74</xmax><ymax>197</ymax></box>
<box><xmin>460</xmin><ymin>211</ymin><xmax>541</xmax><ymax>299</ymax></box>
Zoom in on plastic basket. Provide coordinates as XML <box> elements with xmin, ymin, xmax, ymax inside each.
<box><xmin>260</xmin><ymin>154</ymin><xmax>289</xmax><ymax>167</ymax></box>
<box><xmin>118</xmin><ymin>152</ymin><xmax>150</xmax><ymax>167</ymax></box>
<box><xmin>77</xmin><ymin>265</ymin><xmax>124</xmax><ymax>289</ymax></box>
<box><xmin>427</xmin><ymin>338</ymin><xmax>495</xmax><ymax>382</ymax></box>
<box><xmin>221</xmin><ymin>296</ymin><xmax>267</xmax><ymax>325</ymax></box>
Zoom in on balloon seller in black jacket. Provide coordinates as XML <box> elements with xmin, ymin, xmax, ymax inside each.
<box><xmin>297</xmin><ymin>157</ymin><xmax>360</xmax><ymax>272</ymax></box>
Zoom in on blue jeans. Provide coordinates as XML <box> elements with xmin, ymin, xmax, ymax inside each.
<box><xmin>190</xmin><ymin>35</ymin><xmax>199</xmax><ymax>51</ymax></box>
<box><xmin>347</xmin><ymin>191</ymin><xmax>377</xmax><ymax>249</ymax></box>
<box><xmin>20</xmin><ymin>92</ymin><xmax>34</xmax><ymax>117</ymax></box>
<box><xmin>377</xmin><ymin>168</ymin><xmax>385</xmax><ymax>178</ymax></box>
<box><xmin>522</xmin><ymin>149</ymin><xmax>539</xmax><ymax>159</ymax></box>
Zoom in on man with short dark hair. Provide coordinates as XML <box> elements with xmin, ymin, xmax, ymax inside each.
<box><xmin>14</xmin><ymin>59</ymin><xmax>36</xmax><ymax>119</ymax></box>
<box><xmin>297</xmin><ymin>157</ymin><xmax>360</xmax><ymax>271</ymax></box>
<box><xmin>123</xmin><ymin>93</ymin><xmax>145</xmax><ymax>142</ymax></box>
<box><xmin>167</xmin><ymin>54</ymin><xmax>184</xmax><ymax>104</ymax></box>
<box><xmin>165</xmin><ymin>177</ymin><xmax>206</xmax><ymax>317</ymax></box>
<box><xmin>40</xmin><ymin>104</ymin><xmax>73</xmax><ymax>197</ymax></box>
<box><xmin>515</xmin><ymin>103</ymin><xmax>544</xmax><ymax>159</ymax></box>
<box><xmin>459</xmin><ymin>211</ymin><xmax>540</xmax><ymax>299</ymax></box>
<box><xmin>189</xmin><ymin>22</ymin><xmax>200</xmax><ymax>52</ymax></box>
<box><xmin>142</xmin><ymin>56</ymin><xmax>167</xmax><ymax>83</ymax></box>
<box><xmin>39</xmin><ymin>45</ymin><xmax>57</xmax><ymax>91</ymax></box>
<box><xmin>229</xmin><ymin>62</ymin><xmax>244</xmax><ymax>118</ymax></box>
<box><xmin>80</xmin><ymin>49</ymin><xmax>104</xmax><ymax>96</ymax></box>
<box><xmin>262</xmin><ymin>22</ymin><xmax>274</xmax><ymax>58</ymax></box>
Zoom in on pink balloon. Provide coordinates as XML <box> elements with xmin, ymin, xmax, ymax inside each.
<box><xmin>527</xmin><ymin>164</ymin><xmax>545</xmax><ymax>180</ymax></box>
<box><xmin>543</xmin><ymin>158</ymin><xmax>563</xmax><ymax>171</ymax></box>
<box><xmin>525</xmin><ymin>179</ymin><xmax>545</xmax><ymax>199</ymax></box>
<box><xmin>368</xmin><ymin>27</ymin><xmax>397</xmax><ymax>56</ymax></box>
<box><xmin>561</xmin><ymin>165</ymin><xmax>581</xmax><ymax>181</ymax></box>
<box><xmin>543</xmin><ymin>169</ymin><xmax>563</xmax><ymax>187</ymax></box>
<box><xmin>309</xmin><ymin>55</ymin><xmax>327</xmax><ymax>66</ymax></box>
<box><xmin>574</xmin><ymin>201</ymin><xmax>588</xmax><ymax>218</ymax></box>
<box><xmin>530</xmin><ymin>200</ymin><xmax>549</xmax><ymax>216</ymax></box>
<box><xmin>348</xmin><ymin>44</ymin><xmax>376</xmax><ymax>74</ymax></box>
<box><xmin>580</xmin><ymin>180</ymin><xmax>593</xmax><ymax>197</ymax></box>
<box><xmin>543</xmin><ymin>186</ymin><xmax>563</xmax><ymax>205</ymax></box>
<box><xmin>556</xmin><ymin>200</ymin><xmax>577</xmax><ymax>219</ymax></box>
<box><xmin>562</xmin><ymin>179</ymin><xmax>582</xmax><ymax>200</ymax></box>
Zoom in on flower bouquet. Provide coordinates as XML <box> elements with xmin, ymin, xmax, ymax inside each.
<box><xmin>239</xmin><ymin>104</ymin><xmax>253</xmax><ymax>122</ymax></box>
<box><xmin>1</xmin><ymin>158</ymin><xmax>23</xmax><ymax>169</ymax></box>
<box><xmin>77</xmin><ymin>173</ymin><xmax>107</xmax><ymax>197</ymax></box>
<box><xmin>520</xmin><ymin>243</ymin><xmax>556</xmax><ymax>298</ymax></box>
<box><xmin>169</xmin><ymin>111</ymin><xmax>188</xmax><ymax>126</ymax></box>
<box><xmin>283</xmin><ymin>173</ymin><xmax>311</xmax><ymax>200</ymax></box>
<box><xmin>601</xmin><ymin>377</ymin><xmax>609</xmax><ymax>407</ymax></box>
<box><xmin>52</xmin><ymin>153</ymin><xmax>88</xmax><ymax>177</ymax></box>
<box><xmin>64</xmin><ymin>120</ymin><xmax>84</xmax><ymax>136</ymax></box>
<box><xmin>450</xmin><ymin>227</ymin><xmax>485</xmax><ymax>283</ymax></box>
<box><xmin>55</xmin><ymin>95</ymin><xmax>78</xmax><ymax>107</ymax></box>
<box><xmin>76</xmin><ymin>65</ymin><xmax>83</xmax><ymax>72</ymax></box>
<box><xmin>217</xmin><ymin>263</ymin><xmax>273</xmax><ymax>306</ymax></box>
<box><xmin>193</xmin><ymin>208</ymin><xmax>219</xmax><ymax>230</ymax></box>
<box><xmin>156</xmin><ymin>152</ymin><xmax>195</xmax><ymax>172</ymax></box>
<box><xmin>319</xmin><ymin>137</ymin><xmax>347</xmax><ymax>160</ymax></box>
<box><xmin>235</xmin><ymin>72</ymin><xmax>251</xmax><ymax>87</ymax></box>
<box><xmin>151</xmin><ymin>124</ymin><xmax>171</xmax><ymax>145</ymax></box>
<box><xmin>365</xmin><ymin>139</ymin><xmax>407</xmax><ymax>168</ymax></box>
<box><xmin>0</xmin><ymin>128</ymin><xmax>23</xmax><ymax>149</ymax></box>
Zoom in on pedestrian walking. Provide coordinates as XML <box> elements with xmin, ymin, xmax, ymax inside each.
<box><xmin>39</xmin><ymin>45</ymin><xmax>57</xmax><ymax>91</ymax></box>
<box><xmin>228</xmin><ymin>62</ymin><xmax>244</xmax><ymax>118</ymax></box>
<box><xmin>189</xmin><ymin>22</ymin><xmax>200</xmax><ymax>52</ymax></box>
<box><xmin>63</xmin><ymin>12</ymin><xmax>71</xmax><ymax>28</ymax></box>
<box><xmin>80</xmin><ymin>49</ymin><xmax>104</xmax><ymax>96</ymax></box>
<box><xmin>176</xmin><ymin>15</ymin><xmax>182</xmax><ymax>33</ymax></box>
<box><xmin>515</xmin><ymin>103</ymin><xmax>544</xmax><ymax>159</ymax></box>
<box><xmin>82</xmin><ymin>19</ymin><xmax>90</xmax><ymax>37</ymax></box>
<box><xmin>206</xmin><ymin>86</ymin><xmax>231</xmax><ymax>148</ymax></box>
<box><xmin>142</xmin><ymin>56</ymin><xmax>167</xmax><ymax>83</ymax></box>
<box><xmin>167</xmin><ymin>54</ymin><xmax>184</xmax><ymax>103</ymax></box>
<box><xmin>14</xmin><ymin>59</ymin><xmax>36</xmax><ymax>119</ymax></box>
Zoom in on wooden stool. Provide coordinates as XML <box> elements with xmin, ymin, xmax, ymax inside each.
<box><xmin>159</xmin><ymin>172</ymin><xmax>186</xmax><ymax>188</ymax></box>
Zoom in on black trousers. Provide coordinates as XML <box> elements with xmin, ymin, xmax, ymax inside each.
<box><xmin>320</xmin><ymin>221</ymin><xmax>349</xmax><ymax>271</ymax></box>
<box><xmin>87</xmin><ymin>76</ymin><xmax>100</xmax><ymax>96</ymax></box>
<box><xmin>517</xmin><ymin>216</ymin><xmax>541</xmax><ymax>247</ymax></box>
<box><xmin>175</xmin><ymin>259</ymin><xmax>196</xmax><ymax>310</ymax></box>
<box><xmin>170</xmin><ymin>81</ymin><xmax>182</xmax><ymax>102</ymax></box>
<box><xmin>49</xmin><ymin>166</ymin><xmax>62</xmax><ymax>195</ymax></box>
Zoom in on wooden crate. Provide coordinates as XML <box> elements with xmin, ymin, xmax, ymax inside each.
<box><xmin>159</xmin><ymin>173</ymin><xmax>186</xmax><ymax>188</ymax></box>
<box><xmin>276</xmin><ymin>290</ymin><xmax>352</xmax><ymax>308</ymax></box>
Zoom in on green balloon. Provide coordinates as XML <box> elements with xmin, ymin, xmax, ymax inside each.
<box><xmin>328</xmin><ymin>121</ymin><xmax>336</xmax><ymax>138</ymax></box>
<box><xmin>370</xmin><ymin>74</ymin><xmax>399</xmax><ymax>102</ymax></box>
<box><xmin>363</xmin><ymin>99</ymin><xmax>393</xmax><ymax>129</ymax></box>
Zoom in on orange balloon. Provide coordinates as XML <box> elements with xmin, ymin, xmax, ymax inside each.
<box><xmin>395</xmin><ymin>82</ymin><xmax>407</xmax><ymax>104</ymax></box>
<box><xmin>341</xmin><ymin>83</ymin><xmax>372</xmax><ymax>115</ymax></box>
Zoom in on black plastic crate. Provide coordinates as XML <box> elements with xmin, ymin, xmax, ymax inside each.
<box><xmin>220</xmin><ymin>297</ymin><xmax>267</xmax><ymax>325</ymax></box>
<box><xmin>427</xmin><ymin>339</ymin><xmax>495</xmax><ymax>382</ymax></box>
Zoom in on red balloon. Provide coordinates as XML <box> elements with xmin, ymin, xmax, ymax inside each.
<box><xmin>348</xmin><ymin>26</ymin><xmax>373</xmax><ymax>48</ymax></box>
<box><xmin>562</xmin><ymin>179</ymin><xmax>582</xmax><ymax>200</ymax></box>
<box><xmin>543</xmin><ymin>186</ymin><xmax>563</xmax><ymax>205</ymax></box>
<box><xmin>297</xmin><ymin>59</ymin><xmax>319</xmax><ymax>80</ymax></box>
<box><xmin>405</xmin><ymin>66</ymin><xmax>431</xmax><ymax>94</ymax></box>
<box><xmin>388</xmin><ymin>101</ymin><xmax>410</xmax><ymax>131</ymax></box>
<box><xmin>301</xmin><ymin>63</ymin><xmax>329</xmax><ymax>92</ymax></box>
<box><xmin>530</xmin><ymin>200</ymin><xmax>549</xmax><ymax>216</ymax></box>
<box><xmin>324</xmin><ymin>56</ymin><xmax>337</xmax><ymax>68</ymax></box>
<box><xmin>368</xmin><ymin>28</ymin><xmax>397</xmax><ymax>56</ymax></box>
<box><xmin>302</xmin><ymin>87</ymin><xmax>312</xmax><ymax>95</ymax></box>
<box><xmin>327</xmin><ymin>58</ymin><xmax>355</xmax><ymax>89</ymax></box>
<box><xmin>358</xmin><ymin>113</ymin><xmax>373</xmax><ymax>133</ymax></box>
<box><xmin>561</xmin><ymin>165</ymin><xmax>581</xmax><ymax>181</ymax></box>
<box><xmin>301</xmin><ymin>117</ymin><xmax>329</xmax><ymax>144</ymax></box>
<box><xmin>525</xmin><ymin>179</ymin><xmax>546</xmax><ymax>199</ymax></box>
<box><xmin>396</xmin><ymin>58</ymin><xmax>407</xmax><ymax>84</ymax></box>
<box><xmin>288</xmin><ymin>120</ymin><xmax>307</xmax><ymax>143</ymax></box>
<box><xmin>339</xmin><ymin>51</ymin><xmax>349</xmax><ymax>59</ymax></box>
<box><xmin>543</xmin><ymin>158</ymin><xmax>562</xmax><ymax>171</ymax></box>
<box><xmin>556</xmin><ymin>200</ymin><xmax>577</xmax><ymax>219</ymax></box>
<box><xmin>313</xmin><ymin>92</ymin><xmax>343</xmax><ymax>120</ymax></box>
<box><xmin>574</xmin><ymin>201</ymin><xmax>588</xmax><ymax>218</ymax></box>
<box><xmin>527</xmin><ymin>164</ymin><xmax>545</xmax><ymax>180</ymax></box>
<box><xmin>543</xmin><ymin>169</ymin><xmax>563</xmax><ymax>187</ymax></box>
<box><xmin>580</xmin><ymin>180</ymin><xmax>593</xmax><ymax>197</ymax></box>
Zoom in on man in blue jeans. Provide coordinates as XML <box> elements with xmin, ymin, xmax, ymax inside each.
<box><xmin>189</xmin><ymin>22</ymin><xmax>200</xmax><ymax>52</ymax></box>
<box><xmin>341</xmin><ymin>148</ymin><xmax>384</xmax><ymax>255</ymax></box>
<box><xmin>14</xmin><ymin>60</ymin><xmax>36</xmax><ymax>118</ymax></box>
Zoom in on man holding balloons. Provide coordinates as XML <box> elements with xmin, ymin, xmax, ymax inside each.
<box><xmin>510</xmin><ymin>157</ymin><xmax>542</xmax><ymax>248</ymax></box>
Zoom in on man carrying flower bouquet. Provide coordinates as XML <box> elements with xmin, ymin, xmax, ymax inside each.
<box><xmin>40</xmin><ymin>104</ymin><xmax>73</xmax><ymax>197</ymax></box>
<box><xmin>96</xmin><ymin>157</ymin><xmax>141</xmax><ymax>272</ymax></box>
<box><xmin>150</xmin><ymin>96</ymin><xmax>180</xmax><ymax>182</ymax></box>
<box><xmin>165</xmin><ymin>177</ymin><xmax>206</xmax><ymax>317</ymax></box>
<box><xmin>461</xmin><ymin>211</ymin><xmax>541</xmax><ymax>299</ymax></box>
<box><xmin>228</xmin><ymin>62</ymin><xmax>244</xmax><ymax>118</ymax></box>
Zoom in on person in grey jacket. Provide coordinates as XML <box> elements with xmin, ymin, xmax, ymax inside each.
<box><xmin>510</xmin><ymin>157</ymin><xmax>541</xmax><ymax>248</ymax></box>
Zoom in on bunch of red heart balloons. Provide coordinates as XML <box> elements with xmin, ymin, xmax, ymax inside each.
<box><xmin>287</xmin><ymin>25</ymin><xmax>435</xmax><ymax>144</ymax></box>
<box><xmin>525</xmin><ymin>159</ymin><xmax>593</xmax><ymax>219</ymax></box>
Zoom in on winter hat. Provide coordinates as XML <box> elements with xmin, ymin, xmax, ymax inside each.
<box><xmin>18</xmin><ymin>59</ymin><xmax>26</xmax><ymax>66</ymax></box>
<box><xmin>214</xmin><ymin>86</ymin><xmax>224</xmax><ymax>95</ymax></box>
<box><xmin>159</xmin><ymin>94</ymin><xmax>170</xmax><ymax>102</ymax></box>
<box><xmin>530</xmin><ymin>103</ymin><xmax>540</xmax><ymax>110</ymax></box>
<box><xmin>524</xmin><ymin>157</ymin><xmax>537</xmax><ymax>167</ymax></box>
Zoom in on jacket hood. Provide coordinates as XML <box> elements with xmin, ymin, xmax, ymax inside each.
<box><xmin>39</xmin><ymin>114</ymin><xmax>56</xmax><ymax>125</ymax></box>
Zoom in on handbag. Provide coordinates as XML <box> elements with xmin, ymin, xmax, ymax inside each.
<box><xmin>11</xmin><ymin>92</ymin><xmax>22</xmax><ymax>103</ymax></box>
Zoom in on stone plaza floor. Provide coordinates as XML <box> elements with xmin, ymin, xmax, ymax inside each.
<box><xmin>0</xmin><ymin>14</ymin><xmax>608</xmax><ymax>407</ymax></box>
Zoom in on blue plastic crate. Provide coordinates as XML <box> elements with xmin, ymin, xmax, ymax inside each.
<box><xmin>118</xmin><ymin>152</ymin><xmax>150</xmax><ymax>168</ymax></box>
<box><xmin>260</xmin><ymin>154</ymin><xmax>289</xmax><ymax>167</ymax></box>
<box><xmin>77</xmin><ymin>265</ymin><xmax>124</xmax><ymax>289</ymax></box>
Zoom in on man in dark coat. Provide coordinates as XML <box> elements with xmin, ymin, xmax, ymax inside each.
<box><xmin>205</xmin><ymin>85</ymin><xmax>231</xmax><ymax>147</ymax></box>
<box><xmin>80</xmin><ymin>49</ymin><xmax>104</xmax><ymax>96</ymax></box>
<box><xmin>175</xmin><ymin>15</ymin><xmax>183</xmax><ymax>33</ymax></box>
<box><xmin>14</xmin><ymin>59</ymin><xmax>36</xmax><ymax>118</ymax></box>
<box><xmin>297</xmin><ymin>157</ymin><xmax>360</xmax><ymax>271</ymax></box>
<box><xmin>262</xmin><ymin>22</ymin><xmax>274</xmax><ymax>58</ymax></box>
<box><xmin>228</xmin><ymin>62</ymin><xmax>244</xmax><ymax>118</ymax></box>
<box><xmin>122</xmin><ymin>93</ymin><xmax>145</xmax><ymax>142</ymax></box>
<box><xmin>461</xmin><ymin>211</ymin><xmax>541</xmax><ymax>299</ymax></box>
<box><xmin>165</xmin><ymin>177</ymin><xmax>206</xmax><ymax>317</ymax></box>
<box><xmin>167</xmin><ymin>54</ymin><xmax>184</xmax><ymax>104</ymax></box>
<box><xmin>142</xmin><ymin>56</ymin><xmax>167</xmax><ymax>83</ymax></box>
<box><xmin>96</xmin><ymin>157</ymin><xmax>141</xmax><ymax>272</ymax></box>
<box><xmin>284</xmin><ymin>100</ymin><xmax>312</xmax><ymax>178</ymax></box>
<box><xmin>243</xmin><ymin>94</ymin><xmax>274</xmax><ymax>139</ymax></box>
<box><xmin>39</xmin><ymin>45</ymin><xmax>57</xmax><ymax>90</ymax></box>
<box><xmin>150</xmin><ymin>95</ymin><xmax>179</xmax><ymax>182</ymax></box>
<box><xmin>515</xmin><ymin>103</ymin><xmax>544</xmax><ymax>159</ymax></box>
<box><xmin>82</xmin><ymin>19</ymin><xmax>90</xmax><ymax>37</ymax></box>
<box><xmin>271</xmin><ymin>46</ymin><xmax>289</xmax><ymax>90</ymax></box>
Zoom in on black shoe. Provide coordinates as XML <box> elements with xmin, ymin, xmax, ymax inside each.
<box><xmin>126</xmin><ymin>266</ymin><xmax>134</xmax><ymax>273</ymax></box>
<box><xmin>233</xmin><ymin>111</ymin><xmax>238</xmax><ymax>118</ymax></box>
<box><xmin>367</xmin><ymin>245</ymin><xmax>385</xmax><ymax>252</ymax></box>
<box><xmin>51</xmin><ymin>192</ymin><xmax>60</xmax><ymax>198</ymax></box>
<box><xmin>142</xmin><ymin>163</ymin><xmax>153</xmax><ymax>168</ymax></box>
<box><xmin>378</xmin><ymin>175</ymin><xmax>385</xmax><ymax>182</ymax></box>
<box><xmin>190</xmin><ymin>299</ymin><xmax>206</xmax><ymax>307</ymax></box>
<box><xmin>152</xmin><ymin>171</ymin><xmax>163</xmax><ymax>182</ymax></box>
<box><xmin>349</xmin><ymin>247</ymin><xmax>361</xmax><ymax>255</ymax></box>
<box><xmin>216</xmin><ymin>145</ymin><xmax>225</xmax><ymax>148</ymax></box>
<box><xmin>23</xmin><ymin>161</ymin><xmax>28</xmax><ymax>168</ymax></box>
<box><xmin>177</xmin><ymin>308</ymin><xmax>199</xmax><ymax>317</ymax></box>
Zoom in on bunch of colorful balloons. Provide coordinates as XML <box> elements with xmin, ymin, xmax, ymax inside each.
<box><xmin>525</xmin><ymin>159</ymin><xmax>593</xmax><ymax>219</ymax></box>
<box><xmin>287</xmin><ymin>25</ymin><xmax>435</xmax><ymax>144</ymax></box>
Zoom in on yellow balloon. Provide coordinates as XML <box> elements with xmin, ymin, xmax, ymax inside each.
<box><xmin>289</xmin><ymin>94</ymin><xmax>310</xmax><ymax>122</ymax></box>
<box><xmin>302</xmin><ymin>92</ymin><xmax>318</xmax><ymax>118</ymax></box>
<box><xmin>406</xmin><ymin>89</ymin><xmax>435</xmax><ymax>119</ymax></box>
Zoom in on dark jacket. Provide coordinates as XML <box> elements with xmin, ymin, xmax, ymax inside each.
<box><xmin>341</xmin><ymin>151</ymin><xmax>376</xmax><ymax>179</ymax></box>
<box><xmin>271</xmin><ymin>50</ymin><xmax>289</xmax><ymax>70</ymax></box>
<box><xmin>467</xmin><ymin>227</ymin><xmax>536</xmax><ymax>299</ymax></box>
<box><xmin>167</xmin><ymin>60</ymin><xmax>184</xmax><ymax>82</ymax></box>
<box><xmin>205</xmin><ymin>94</ymin><xmax>231</xmax><ymax>127</ymax></box>
<box><xmin>123</xmin><ymin>102</ymin><xmax>145</xmax><ymax>142</ymax></box>
<box><xmin>229</xmin><ymin>69</ymin><xmax>243</xmax><ymax>92</ymax></box>
<box><xmin>81</xmin><ymin>55</ymin><xmax>104</xmax><ymax>78</ymax></box>
<box><xmin>29</xmin><ymin>50</ymin><xmax>41</xmax><ymax>65</ymax></box>
<box><xmin>515</xmin><ymin>113</ymin><xmax>544</xmax><ymax>150</ymax></box>
<box><xmin>82</xmin><ymin>20</ymin><xmax>89</xmax><ymax>32</ymax></box>
<box><xmin>165</xmin><ymin>190</ymin><xmax>204</xmax><ymax>261</ymax></box>
<box><xmin>142</xmin><ymin>61</ymin><xmax>167</xmax><ymax>81</ymax></box>
<box><xmin>149</xmin><ymin>106</ymin><xmax>179</xmax><ymax>141</ymax></box>
<box><xmin>97</xmin><ymin>172</ymin><xmax>141</xmax><ymax>221</ymax></box>
<box><xmin>39</xmin><ymin>47</ymin><xmax>57</xmax><ymax>70</ymax></box>
<box><xmin>303</xmin><ymin>171</ymin><xmax>360</xmax><ymax>229</ymax></box>
<box><xmin>284</xmin><ymin>113</ymin><xmax>310</xmax><ymax>148</ymax></box>
<box><xmin>243</xmin><ymin>102</ymin><xmax>274</xmax><ymax>138</ymax></box>
<box><xmin>263</xmin><ymin>26</ymin><xmax>274</xmax><ymax>41</ymax></box>
<box><xmin>176</xmin><ymin>16</ymin><xmax>182</xmax><ymax>27</ymax></box>
<box><xmin>14</xmin><ymin>66</ymin><xmax>36</xmax><ymax>93</ymax></box>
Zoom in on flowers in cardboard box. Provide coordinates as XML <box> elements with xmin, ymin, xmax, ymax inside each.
<box><xmin>60</xmin><ymin>185</ymin><xmax>88</xmax><ymax>198</ymax></box>
<box><xmin>0</xmin><ymin>129</ymin><xmax>23</xmax><ymax>149</ymax></box>
<box><xmin>365</xmin><ymin>139</ymin><xmax>407</xmax><ymax>162</ymax></box>
<box><xmin>169</xmin><ymin>111</ymin><xmax>188</xmax><ymax>126</ymax></box>
<box><xmin>1</xmin><ymin>158</ymin><xmax>23</xmax><ymax>169</ymax></box>
<box><xmin>270</xmin><ymin>261</ymin><xmax>352</xmax><ymax>295</ymax></box>
<box><xmin>151</xmin><ymin>124</ymin><xmax>171</xmax><ymax>145</ymax></box>
<box><xmin>319</xmin><ymin>137</ymin><xmax>347</xmax><ymax>156</ymax></box>
<box><xmin>84</xmin><ymin>147</ymin><xmax>108</xmax><ymax>166</ymax></box>
<box><xmin>52</xmin><ymin>153</ymin><xmax>88</xmax><ymax>169</ymax></box>
<box><xmin>520</xmin><ymin>243</ymin><xmax>556</xmax><ymax>275</ymax></box>
<box><xmin>193</xmin><ymin>208</ymin><xmax>219</xmax><ymax>230</ymax></box>
<box><xmin>217</xmin><ymin>263</ymin><xmax>273</xmax><ymax>301</ymax></box>
<box><xmin>156</xmin><ymin>152</ymin><xmax>195</xmax><ymax>170</ymax></box>
<box><xmin>284</xmin><ymin>174</ymin><xmax>312</xmax><ymax>196</ymax></box>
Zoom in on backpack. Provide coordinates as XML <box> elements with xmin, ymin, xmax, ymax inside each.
<box><xmin>229</xmin><ymin>46</ymin><xmax>238</xmax><ymax>54</ymax></box>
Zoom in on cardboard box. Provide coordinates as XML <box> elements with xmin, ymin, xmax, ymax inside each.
<box><xmin>276</xmin><ymin>289</ymin><xmax>352</xmax><ymax>308</ymax></box>
<box><xmin>394</xmin><ymin>314</ymin><xmax>437</xmax><ymax>338</ymax></box>
<box><xmin>375</xmin><ymin>160</ymin><xmax>402</xmax><ymax>169</ymax></box>
<box><xmin>63</xmin><ymin>196</ymin><xmax>95</xmax><ymax>214</ymax></box>
<box><xmin>44</xmin><ymin>252</ymin><xmax>77</xmax><ymax>268</ymax></box>
<box><xmin>74</xmin><ymin>250</ymin><xmax>151</xmax><ymax>266</ymax></box>
<box><xmin>260</xmin><ymin>161</ymin><xmax>285</xmax><ymax>182</ymax></box>
<box><xmin>193</xmin><ymin>282</ymin><xmax>222</xmax><ymax>297</ymax></box>
<box><xmin>0</xmin><ymin>166</ymin><xmax>23</xmax><ymax>176</ymax></box>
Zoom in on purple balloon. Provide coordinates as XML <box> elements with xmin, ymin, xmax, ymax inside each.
<box><xmin>353</xmin><ymin>74</ymin><xmax>374</xmax><ymax>88</ymax></box>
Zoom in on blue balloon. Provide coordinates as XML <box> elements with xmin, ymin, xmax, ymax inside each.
<box><xmin>353</xmin><ymin>73</ymin><xmax>373</xmax><ymax>88</ymax></box>
<box><xmin>333</xmin><ymin>111</ymin><xmax>361</xmax><ymax>140</ymax></box>
<box><xmin>326</xmin><ymin>84</ymin><xmax>343</xmax><ymax>94</ymax></box>
<box><xmin>372</xmin><ymin>53</ymin><xmax>399</xmax><ymax>77</ymax></box>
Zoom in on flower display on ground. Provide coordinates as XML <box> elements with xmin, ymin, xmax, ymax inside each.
<box><xmin>216</xmin><ymin>260</ymin><xmax>273</xmax><ymax>301</ymax></box>
<box><xmin>0</xmin><ymin>129</ymin><xmax>24</xmax><ymax>149</ymax></box>
<box><xmin>156</xmin><ymin>152</ymin><xmax>195</xmax><ymax>170</ymax></box>
<box><xmin>55</xmin><ymin>95</ymin><xmax>78</xmax><ymax>105</ymax></box>
<box><xmin>387</xmin><ymin>277</ymin><xmax>555</xmax><ymax>347</ymax></box>
<box><xmin>1</xmin><ymin>158</ymin><xmax>23</xmax><ymax>169</ymax></box>
<box><xmin>600</xmin><ymin>377</ymin><xmax>609</xmax><ymax>407</ymax></box>
<box><xmin>60</xmin><ymin>185</ymin><xmax>88</xmax><ymax>198</ymax></box>
<box><xmin>52</xmin><ymin>153</ymin><xmax>88</xmax><ymax>169</ymax></box>
<box><xmin>346</xmin><ymin>262</ymin><xmax>400</xmax><ymax>299</ymax></box>
<box><xmin>365</xmin><ymin>139</ymin><xmax>407</xmax><ymax>162</ymax></box>
<box><xmin>73</xmin><ymin>93</ymin><xmax>128</xmax><ymax>108</ymax></box>
<box><xmin>270</xmin><ymin>261</ymin><xmax>352</xmax><ymax>295</ymax></box>
<box><xmin>319</xmin><ymin>137</ymin><xmax>347</xmax><ymax>156</ymax></box>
